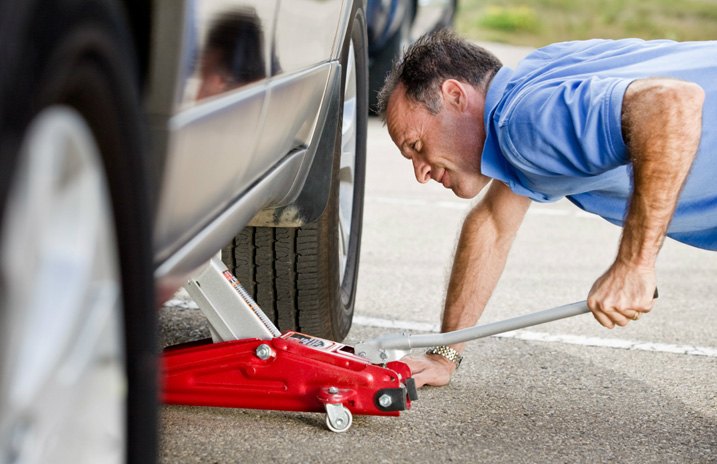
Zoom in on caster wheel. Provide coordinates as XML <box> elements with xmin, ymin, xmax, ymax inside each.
<box><xmin>324</xmin><ymin>403</ymin><xmax>353</xmax><ymax>433</ymax></box>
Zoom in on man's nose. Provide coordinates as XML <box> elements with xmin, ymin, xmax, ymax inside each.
<box><xmin>412</xmin><ymin>159</ymin><xmax>431</xmax><ymax>184</ymax></box>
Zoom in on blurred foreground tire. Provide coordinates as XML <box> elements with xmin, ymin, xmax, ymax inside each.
<box><xmin>0</xmin><ymin>1</ymin><xmax>157</xmax><ymax>463</ymax></box>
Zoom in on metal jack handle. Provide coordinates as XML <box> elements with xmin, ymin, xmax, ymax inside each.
<box><xmin>356</xmin><ymin>289</ymin><xmax>658</xmax><ymax>364</ymax></box>
<box><xmin>355</xmin><ymin>301</ymin><xmax>591</xmax><ymax>363</ymax></box>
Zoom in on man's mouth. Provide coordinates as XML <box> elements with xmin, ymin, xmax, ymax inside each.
<box><xmin>438</xmin><ymin>171</ymin><xmax>450</xmax><ymax>188</ymax></box>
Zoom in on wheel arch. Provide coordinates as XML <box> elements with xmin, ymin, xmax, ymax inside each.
<box><xmin>248</xmin><ymin>0</ymin><xmax>368</xmax><ymax>228</ymax></box>
<box><xmin>247</xmin><ymin>69</ymin><xmax>343</xmax><ymax>228</ymax></box>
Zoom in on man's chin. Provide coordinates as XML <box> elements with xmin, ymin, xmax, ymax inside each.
<box><xmin>452</xmin><ymin>186</ymin><xmax>479</xmax><ymax>199</ymax></box>
<box><xmin>452</xmin><ymin>177</ymin><xmax>492</xmax><ymax>199</ymax></box>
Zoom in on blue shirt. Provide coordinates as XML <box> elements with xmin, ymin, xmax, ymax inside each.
<box><xmin>481</xmin><ymin>39</ymin><xmax>717</xmax><ymax>250</ymax></box>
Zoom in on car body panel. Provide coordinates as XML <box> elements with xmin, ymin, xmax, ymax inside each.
<box><xmin>274</xmin><ymin>0</ymin><xmax>345</xmax><ymax>73</ymax></box>
<box><xmin>154</xmin><ymin>64</ymin><xmax>332</xmax><ymax>265</ymax></box>
<box><xmin>145</xmin><ymin>0</ymin><xmax>357</xmax><ymax>291</ymax></box>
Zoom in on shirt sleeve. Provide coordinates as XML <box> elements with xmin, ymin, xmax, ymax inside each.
<box><xmin>498</xmin><ymin>76</ymin><xmax>634</xmax><ymax>177</ymax></box>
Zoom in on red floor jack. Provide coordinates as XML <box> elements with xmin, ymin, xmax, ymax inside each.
<box><xmin>162</xmin><ymin>257</ymin><xmax>417</xmax><ymax>432</ymax></box>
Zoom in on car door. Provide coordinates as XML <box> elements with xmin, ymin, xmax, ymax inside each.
<box><xmin>151</xmin><ymin>0</ymin><xmax>277</xmax><ymax>265</ymax></box>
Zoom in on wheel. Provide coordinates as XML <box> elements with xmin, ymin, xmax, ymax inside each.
<box><xmin>0</xmin><ymin>1</ymin><xmax>156</xmax><ymax>463</ymax></box>
<box><xmin>325</xmin><ymin>404</ymin><xmax>353</xmax><ymax>433</ymax></box>
<box><xmin>222</xmin><ymin>1</ymin><xmax>368</xmax><ymax>341</ymax></box>
<box><xmin>368</xmin><ymin>1</ymin><xmax>414</xmax><ymax>114</ymax></box>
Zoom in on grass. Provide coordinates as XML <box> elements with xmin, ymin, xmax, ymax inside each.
<box><xmin>456</xmin><ymin>0</ymin><xmax>717</xmax><ymax>47</ymax></box>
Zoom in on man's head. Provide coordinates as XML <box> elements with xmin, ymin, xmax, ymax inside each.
<box><xmin>377</xmin><ymin>29</ymin><xmax>502</xmax><ymax>199</ymax></box>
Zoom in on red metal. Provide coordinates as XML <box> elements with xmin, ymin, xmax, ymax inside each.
<box><xmin>162</xmin><ymin>331</ymin><xmax>414</xmax><ymax>417</ymax></box>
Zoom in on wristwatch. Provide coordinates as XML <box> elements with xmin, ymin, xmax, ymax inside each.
<box><xmin>426</xmin><ymin>345</ymin><xmax>463</xmax><ymax>369</ymax></box>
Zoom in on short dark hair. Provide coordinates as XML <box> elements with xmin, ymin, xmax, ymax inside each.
<box><xmin>376</xmin><ymin>29</ymin><xmax>502</xmax><ymax>118</ymax></box>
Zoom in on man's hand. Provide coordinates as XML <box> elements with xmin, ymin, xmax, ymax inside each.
<box><xmin>402</xmin><ymin>353</ymin><xmax>457</xmax><ymax>388</ymax></box>
<box><xmin>587</xmin><ymin>260</ymin><xmax>657</xmax><ymax>328</ymax></box>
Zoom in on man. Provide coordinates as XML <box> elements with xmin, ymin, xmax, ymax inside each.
<box><xmin>376</xmin><ymin>29</ymin><xmax>716</xmax><ymax>388</ymax></box>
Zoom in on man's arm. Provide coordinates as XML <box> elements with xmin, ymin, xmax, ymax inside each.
<box><xmin>588</xmin><ymin>78</ymin><xmax>705</xmax><ymax>328</ymax></box>
<box><xmin>404</xmin><ymin>181</ymin><xmax>531</xmax><ymax>387</ymax></box>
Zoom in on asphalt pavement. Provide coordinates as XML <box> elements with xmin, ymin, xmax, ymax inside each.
<box><xmin>158</xmin><ymin>42</ymin><xmax>716</xmax><ymax>463</ymax></box>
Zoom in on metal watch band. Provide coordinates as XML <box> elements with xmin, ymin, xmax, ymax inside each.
<box><xmin>426</xmin><ymin>345</ymin><xmax>463</xmax><ymax>369</ymax></box>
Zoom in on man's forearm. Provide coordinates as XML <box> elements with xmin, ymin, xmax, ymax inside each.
<box><xmin>441</xmin><ymin>209</ymin><xmax>511</xmax><ymax>352</ymax></box>
<box><xmin>619</xmin><ymin>79</ymin><xmax>704</xmax><ymax>266</ymax></box>
<box><xmin>440</xmin><ymin>182</ymin><xmax>530</xmax><ymax>353</ymax></box>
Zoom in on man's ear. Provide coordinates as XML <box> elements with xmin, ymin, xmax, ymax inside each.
<box><xmin>440</xmin><ymin>79</ymin><xmax>467</xmax><ymax>111</ymax></box>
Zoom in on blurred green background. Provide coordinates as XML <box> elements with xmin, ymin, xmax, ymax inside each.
<box><xmin>456</xmin><ymin>0</ymin><xmax>717</xmax><ymax>47</ymax></box>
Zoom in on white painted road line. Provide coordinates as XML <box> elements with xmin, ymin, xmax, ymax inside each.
<box><xmin>353</xmin><ymin>315</ymin><xmax>717</xmax><ymax>358</ymax></box>
<box><xmin>163</xmin><ymin>297</ymin><xmax>199</xmax><ymax>310</ymax></box>
<box><xmin>367</xmin><ymin>195</ymin><xmax>600</xmax><ymax>219</ymax></box>
<box><xmin>353</xmin><ymin>315</ymin><xmax>440</xmax><ymax>332</ymax></box>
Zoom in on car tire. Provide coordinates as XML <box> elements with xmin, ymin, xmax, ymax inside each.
<box><xmin>0</xmin><ymin>1</ymin><xmax>156</xmax><ymax>463</ymax></box>
<box><xmin>368</xmin><ymin>1</ymin><xmax>414</xmax><ymax>114</ymax></box>
<box><xmin>222</xmin><ymin>1</ymin><xmax>368</xmax><ymax>342</ymax></box>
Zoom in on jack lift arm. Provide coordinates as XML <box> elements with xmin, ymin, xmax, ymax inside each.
<box><xmin>161</xmin><ymin>257</ymin><xmax>417</xmax><ymax>433</ymax></box>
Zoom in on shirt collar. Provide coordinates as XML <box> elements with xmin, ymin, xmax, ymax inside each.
<box><xmin>479</xmin><ymin>67</ymin><xmax>542</xmax><ymax>200</ymax></box>
<box><xmin>484</xmin><ymin>66</ymin><xmax>514</xmax><ymax>119</ymax></box>
<box><xmin>480</xmin><ymin>67</ymin><xmax>514</xmax><ymax>184</ymax></box>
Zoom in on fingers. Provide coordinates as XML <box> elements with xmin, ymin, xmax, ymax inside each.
<box><xmin>402</xmin><ymin>355</ymin><xmax>454</xmax><ymax>388</ymax></box>
<box><xmin>587</xmin><ymin>299</ymin><xmax>653</xmax><ymax>329</ymax></box>
<box><xmin>411</xmin><ymin>366</ymin><xmax>451</xmax><ymax>388</ymax></box>
<box><xmin>590</xmin><ymin>306</ymin><xmax>617</xmax><ymax>329</ymax></box>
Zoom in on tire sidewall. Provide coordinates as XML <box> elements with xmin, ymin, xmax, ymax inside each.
<box><xmin>331</xmin><ymin>0</ymin><xmax>368</xmax><ymax>337</ymax></box>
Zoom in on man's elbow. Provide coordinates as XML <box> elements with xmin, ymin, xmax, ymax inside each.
<box><xmin>623</xmin><ymin>78</ymin><xmax>705</xmax><ymax>168</ymax></box>
<box><xmin>670</xmin><ymin>80</ymin><xmax>705</xmax><ymax>112</ymax></box>
<box><xmin>627</xmin><ymin>78</ymin><xmax>704</xmax><ymax>112</ymax></box>
<box><xmin>654</xmin><ymin>81</ymin><xmax>703</xmax><ymax>112</ymax></box>
<box><xmin>668</xmin><ymin>81</ymin><xmax>704</xmax><ymax>145</ymax></box>
<box><xmin>626</xmin><ymin>79</ymin><xmax>705</xmax><ymax>137</ymax></box>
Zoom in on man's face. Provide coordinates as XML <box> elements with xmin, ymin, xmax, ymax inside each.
<box><xmin>386</xmin><ymin>84</ymin><xmax>490</xmax><ymax>199</ymax></box>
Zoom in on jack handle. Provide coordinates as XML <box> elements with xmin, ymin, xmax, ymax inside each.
<box><xmin>355</xmin><ymin>289</ymin><xmax>657</xmax><ymax>364</ymax></box>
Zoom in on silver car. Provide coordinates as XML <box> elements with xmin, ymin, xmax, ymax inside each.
<box><xmin>0</xmin><ymin>0</ymin><xmax>368</xmax><ymax>462</ymax></box>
